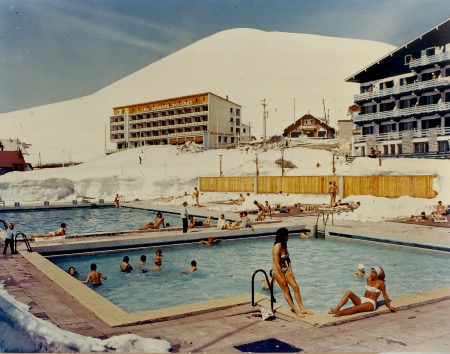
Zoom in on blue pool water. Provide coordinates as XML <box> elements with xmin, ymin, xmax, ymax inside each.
<box><xmin>49</xmin><ymin>236</ymin><xmax>450</xmax><ymax>313</ymax></box>
<box><xmin>0</xmin><ymin>207</ymin><xmax>185</xmax><ymax>235</ymax></box>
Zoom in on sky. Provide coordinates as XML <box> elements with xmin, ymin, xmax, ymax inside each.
<box><xmin>1</xmin><ymin>0</ymin><xmax>449</xmax><ymax>113</ymax></box>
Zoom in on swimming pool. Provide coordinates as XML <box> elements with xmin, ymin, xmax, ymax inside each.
<box><xmin>0</xmin><ymin>207</ymin><xmax>186</xmax><ymax>235</ymax></box>
<box><xmin>49</xmin><ymin>236</ymin><xmax>450</xmax><ymax>314</ymax></box>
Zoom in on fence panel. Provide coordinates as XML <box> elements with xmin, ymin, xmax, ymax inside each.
<box><xmin>343</xmin><ymin>175</ymin><xmax>436</xmax><ymax>198</ymax></box>
<box><xmin>199</xmin><ymin>175</ymin><xmax>436</xmax><ymax>198</ymax></box>
<box><xmin>199</xmin><ymin>176</ymin><xmax>254</xmax><ymax>193</ymax></box>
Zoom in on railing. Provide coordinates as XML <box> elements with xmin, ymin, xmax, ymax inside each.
<box><xmin>354</xmin><ymin>78</ymin><xmax>449</xmax><ymax>102</ymax></box>
<box><xmin>354</xmin><ymin>126</ymin><xmax>450</xmax><ymax>143</ymax></box>
<box><xmin>354</xmin><ymin>102</ymin><xmax>450</xmax><ymax>123</ymax></box>
<box><xmin>128</xmin><ymin>121</ymin><xmax>207</xmax><ymax>132</ymax></box>
<box><xmin>251</xmin><ymin>269</ymin><xmax>276</xmax><ymax>312</ymax></box>
<box><xmin>409</xmin><ymin>51</ymin><xmax>450</xmax><ymax>69</ymax></box>
<box><xmin>15</xmin><ymin>231</ymin><xmax>33</xmax><ymax>253</ymax></box>
<box><xmin>167</xmin><ymin>130</ymin><xmax>207</xmax><ymax>137</ymax></box>
<box><xmin>129</xmin><ymin>112</ymin><xmax>208</xmax><ymax>124</ymax></box>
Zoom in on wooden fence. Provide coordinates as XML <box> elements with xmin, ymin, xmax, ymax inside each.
<box><xmin>199</xmin><ymin>175</ymin><xmax>437</xmax><ymax>199</ymax></box>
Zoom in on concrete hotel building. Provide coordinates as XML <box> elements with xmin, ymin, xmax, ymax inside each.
<box><xmin>346</xmin><ymin>19</ymin><xmax>450</xmax><ymax>157</ymax></box>
<box><xmin>110</xmin><ymin>92</ymin><xmax>249</xmax><ymax>150</ymax></box>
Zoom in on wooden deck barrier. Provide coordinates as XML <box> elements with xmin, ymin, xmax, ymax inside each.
<box><xmin>199</xmin><ymin>175</ymin><xmax>436</xmax><ymax>199</ymax></box>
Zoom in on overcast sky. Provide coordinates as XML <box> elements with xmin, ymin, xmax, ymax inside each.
<box><xmin>1</xmin><ymin>0</ymin><xmax>449</xmax><ymax>113</ymax></box>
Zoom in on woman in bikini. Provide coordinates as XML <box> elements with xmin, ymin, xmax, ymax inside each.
<box><xmin>271</xmin><ymin>227</ymin><xmax>312</xmax><ymax>317</ymax></box>
<box><xmin>30</xmin><ymin>223</ymin><xmax>67</xmax><ymax>239</ymax></box>
<box><xmin>139</xmin><ymin>212</ymin><xmax>165</xmax><ymax>230</ymax></box>
<box><xmin>328</xmin><ymin>266</ymin><xmax>397</xmax><ymax>317</ymax></box>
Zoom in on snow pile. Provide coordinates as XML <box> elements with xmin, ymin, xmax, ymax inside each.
<box><xmin>0</xmin><ymin>284</ymin><xmax>171</xmax><ymax>352</ymax></box>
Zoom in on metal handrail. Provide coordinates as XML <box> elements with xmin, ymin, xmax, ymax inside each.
<box><xmin>14</xmin><ymin>231</ymin><xmax>33</xmax><ymax>253</ymax></box>
<box><xmin>0</xmin><ymin>219</ymin><xmax>7</xmax><ymax>231</ymax></box>
<box><xmin>251</xmin><ymin>269</ymin><xmax>276</xmax><ymax>312</ymax></box>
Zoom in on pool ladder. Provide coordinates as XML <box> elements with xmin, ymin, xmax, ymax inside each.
<box><xmin>251</xmin><ymin>269</ymin><xmax>276</xmax><ymax>312</ymax></box>
<box><xmin>0</xmin><ymin>219</ymin><xmax>33</xmax><ymax>253</ymax></box>
<box><xmin>316</xmin><ymin>211</ymin><xmax>334</xmax><ymax>237</ymax></box>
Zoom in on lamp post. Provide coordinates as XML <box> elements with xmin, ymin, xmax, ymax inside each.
<box><xmin>255</xmin><ymin>153</ymin><xmax>259</xmax><ymax>176</ymax></box>
<box><xmin>281</xmin><ymin>148</ymin><xmax>285</xmax><ymax>176</ymax></box>
<box><xmin>219</xmin><ymin>154</ymin><xmax>223</xmax><ymax>177</ymax></box>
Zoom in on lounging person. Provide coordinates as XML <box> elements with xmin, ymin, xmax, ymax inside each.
<box><xmin>329</xmin><ymin>266</ymin><xmax>397</xmax><ymax>317</ymax></box>
<box><xmin>189</xmin><ymin>215</ymin><xmax>212</xmax><ymax>228</ymax></box>
<box><xmin>82</xmin><ymin>263</ymin><xmax>107</xmax><ymax>285</ymax></box>
<box><xmin>271</xmin><ymin>227</ymin><xmax>312</xmax><ymax>317</ymax></box>
<box><xmin>201</xmin><ymin>236</ymin><xmax>221</xmax><ymax>246</ymax></box>
<box><xmin>120</xmin><ymin>256</ymin><xmax>133</xmax><ymax>272</ymax></box>
<box><xmin>264</xmin><ymin>201</ymin><xmax>272</xmax><ymax>218</ymax></box>
<box><xmin>353</xmin><ymin>263</ymin><xmax>366</xmax><ymax>278</ymax></box>
<box><xmin>30</xmin><ymin>223</ymin><xmax>67</xmax><ymax>240</ymax></box>
<box><xmin>228</xmin><ymin>194</ymin><xmax>245</xmax><ymax>205</ymax></box>
<box><xmin>139</xmin><ymin>212</ymin><xmax>165</xmax><ymax>230</ymax></box>
<box><xmin>216</xmin><ymin>214</ymin><xmax>230</xmax><ymax>230</ymax></box>
<box><xmin>432</xmin><ymin>201</ymin><xmax>447</xmax><ymax>217</ymax></box>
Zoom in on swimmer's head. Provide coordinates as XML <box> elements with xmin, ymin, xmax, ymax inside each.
<box><xmin>358</xmin><ymin>263</ymin><xmax>365</xmax><ymax>271</ymax></box>
<box><xmin>191</xmin><ymin>260</ymin><xmax>197</xmax><ymax>266</ymax></box>
<box><xmin>140</xmin><ymin>255</ymin><xmax>146</xmax><ymax>262</ymax></box>
<box><xmin>90</xmin><ymin>263</ymin><xmax>97</xmax><ymax>271</ymax></box>
<box><xmin>68</xmin><ymin>266</ymin><xmax>76</xmax><ymax>275</ymax></box>
<box><xmin>61</xmin><ymin>223</ymin><xmax>67</xmax><ymax>228</ymax></box>
<box><xmin>123</xmin><ymin>256</ymin><xmax>130</xmax><ymax>263</ymax></box>
<box><xmin>156</xmin><ymin>249</ymin><xmax>162</xmax><ymax>255</ymax></box>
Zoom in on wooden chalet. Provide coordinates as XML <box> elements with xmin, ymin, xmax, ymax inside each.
<box><xmin>283</xmin><ymin>114</ymin><xmax>335</xmax><ymax>138</ymax></box>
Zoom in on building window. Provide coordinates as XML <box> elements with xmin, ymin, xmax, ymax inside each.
<box><xmin>236</xmin><ymin>109</ymin><xmax>240</xmax><ymax>116</ymax></box>
<box><xmin>243</xmin><ymin>128</ymin><xmax>246</xmax><ymax>134</ymax></box>
<box><xmin>425</xmin><ymin>47</ymin><xmax>436</xmax><ymax>56</ymax></box>
<box><xmin>236</xmin><ymin>118</ymin><xmax>240</xmax><ymax>126</ymax></box>
<box><xmin>379</xmin><ymin>124</ymin><xmax>396</xmax><ymax>134</ymax></box>
<box><xmin>231</xmin><ymin>137</ymin><xmax>235</xmax><ymax>143</ymax></box>
<box><xmin>230</xmin><ymin>107</ymin><xmax>233</xmax><ymax>113</ymax></box>
<box><xmin>439</xmin><ymin>141</ymin><xmax>449</xmax><ymax>152</ymax></box>
<box><xmin>230</xmin><ymin>117</ymin><xmax>234</xmax><ymax>123</ymax></box>
<box><xmin>224</xmin><ymin>137</ymin><xmax>228</xmax><ymax>143</ymax></box>
<box><xmin>218</xmin><ymin>136</ymin><xmax>222</xmax><ymax>143</ymax></box>
<box><xmin>414</xmin><ymin>142</ymin><xmax>429</xmax><ymax>153</ymax></box>
<box><xmin>362</xmin><ymin>126</ymin><xmax>374</xmax><ymax>135</ymax></box>
<box><xmin>399</xmin><ymin>121</ymin><xmax>417</xmax><ymax>131</ymax></box>
<box><xmin>230</xmin><ymin>127</ymin><xmax>234</xmax><ymax>132</ymax></box>
<box><xmin>404</xmin><ymin>54</ymin><xmax>412</xmax><ymax>65</ymax></box>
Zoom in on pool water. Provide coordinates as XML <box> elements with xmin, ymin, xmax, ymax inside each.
<box><xmin>49</xmin><ymin>236</ymin><xmax>450</xmax><ymax>313</ymax></box>
<box><xmin>0</xmin><ymin>208</ymin><xmax>186</xmax><ymax>235</ymax></box>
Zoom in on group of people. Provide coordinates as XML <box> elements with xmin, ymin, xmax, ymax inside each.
<box><xmin>271</xmin><ymin>227</ymin><xmax>396</xmax><ymax>318</ymax></box>
<box><xmin>409</xmin><ymin>200</ymin><xmax>448</xmax><ymax>223</ymax></box>
<box><xmin>77</xmin><ymin>249</ymin><xmax>198</xmax><ymax>286</ymax></box>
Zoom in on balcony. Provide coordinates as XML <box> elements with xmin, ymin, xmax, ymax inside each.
<box><xmin>167</xmin><ymin>130</ymin><xmax>207</xmax><ymax>137</ymax></box>
<box><xmin>354</xmin><ymin>78</ymin><xmax>449</xmax><ymax>102</ymax></box>
<box><xmin>354</xmin><ymin>102</ymin><xmax>450</xmax><ymax>123</ymax></box>
<box><xmin>409</xmin><ymin>51</ymin><xmax>450</xmax><ymax>69</ymax></box>
<box><xmin>353</xmin><ymin>126</ymin><xmax>450</xmax><ymax>143</ymax></box>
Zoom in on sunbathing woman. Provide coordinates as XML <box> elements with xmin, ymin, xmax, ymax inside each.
<box><xmin>271</xmin><ymin>227</ymin><xmax>312</xmax><ymax>317</ymax></box>
<box><xmin>139</xmin><ymin>212</ymin><xmax>165</xmax><ymax>230</ymax></box>
<box><xmin>30</xmin><ymin>223</ymin><xmax>67</xmax><ymax>240</ymax></box>
<box><xmin>329</xmin><ymin>266</ymin><xmax>396</xmax><ymax>317</ymax></box>
<box><xmin>189</xmin><ymin>215</ymin><xmax>211</xmax><ymax>228</ymax></box>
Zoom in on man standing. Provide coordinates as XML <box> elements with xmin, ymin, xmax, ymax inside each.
<box><xmin>3</xmin><ymin>222</ymin><xmax>15</xmax><ymax>255</ymax></box>
<box><xmin>181</xmin><ymin>201</ymin><xmax>189</xmax><ymax>233</ymax></box>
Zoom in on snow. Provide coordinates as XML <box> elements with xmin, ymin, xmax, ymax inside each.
<box><xmin>1</xmin><ymin>29</ymin><xmax>449</xmax><ymax>352</ymax></box>
<box><xmin>0</xmin><ymin>284</ymin><xmax>171</xmax><ymax>352</ymax></box>
<box><xmin>0</xmin><ymin>29</ymin><xmax>394</xmax><ymax>164</ymax></box>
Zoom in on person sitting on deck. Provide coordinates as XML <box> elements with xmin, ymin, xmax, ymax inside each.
<box><xmin>30</xmin><ymin>223</ymin><xmax>67</xmax><ymax>240</ymax></box>
<box><xmin>189</xmin><ymin>215</ymin><xmax>212</xmax><ymax>228</ymax></box>
<box><xmin>139</xmin><ymin>212</ymin><xmax>165</xmax><ymax>230</ymax></box>
<box><xmin>432</xmin><ymin>201</ymin><xmax>447</xmax><ymax>217</ymax></box>
<box><xmin>216</xmin><ymin>214</ymin><xmax>230</xmax><ymax>230</ymax></box>
<box><xmin>264</xmin><ymin>201</ymin><xmax>272</xmax><ymax>218</ymax></box>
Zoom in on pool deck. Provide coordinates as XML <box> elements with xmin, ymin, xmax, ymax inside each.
<box><xmin>1</xmin><ymin>201</ymin><xmax>450</xmax><ymax>352</ymax></box>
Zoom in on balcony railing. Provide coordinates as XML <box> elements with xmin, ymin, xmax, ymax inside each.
<box><xmin>129</xmin><ymin>121</ymin><xmax>207</xmax><ymax>133</ymax></box>
<box><xmin>354</xmin><ymin>102</ymin><xmax>450</xmax><ymax>123</ymax></box>
<box><xmin>354</xmin><ymin>78</ymin><xmax>449</xmax><ymax>102</ymax></box>
<box><xmin>353</xmin><ymin>126</ymin><xmax>450</xmax><ymax>143</ymax></box>
<box><xmin>409</xmin><ymin>51</ymin><xmax>450</xmax><ymax>69</ymax></box>
<box><xmin>167</xmin><ymin>130</ymin><xmax>206</xmax><ymax>137</ymax></box>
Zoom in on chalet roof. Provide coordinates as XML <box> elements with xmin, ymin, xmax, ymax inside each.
<box><xmin>345</xmin><ymin>18</ymin><xmax>450</xmax><ymax>83</ymax></box>
<box><xmin>0</xmin><ymin>151</ymin><xmax>27</xmax><ymax>168</ymax></box>
<box><xmin>283</xmin><ymin>114</ymin><xmax>334</xmax><ymax>134</ymax></box>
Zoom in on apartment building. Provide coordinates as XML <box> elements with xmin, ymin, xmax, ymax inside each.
<box><xmin>346</xmin><ymin>19</ymin><xmax>450</xmax><ymax>157</ymax></box>
<box><xmin>110</xmin><ymin>92</ymin><xmax>248</xmax><ymax>150</ymax></box>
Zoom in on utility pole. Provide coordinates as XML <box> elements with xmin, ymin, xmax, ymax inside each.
<box><xmin>248</xmin><ymin>122</ymin><xmax>252</xmax><ymax>141</ymax></box>
<box><xmin>261</xmin><ymin>99</ymin><xmax>268</xmax><ymax>140</ymax></box>
<box><xmin>322</xmin><ymin>98</ymin><xmax>327</xmax><ymax>125</ymax></box>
